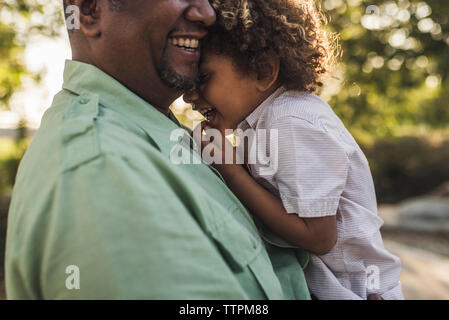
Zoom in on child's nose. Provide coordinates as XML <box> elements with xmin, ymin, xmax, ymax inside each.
<box><xmin>183</xmin><ymin>90</ymin><xmax>200</xmax><ymax>104</ymax></box>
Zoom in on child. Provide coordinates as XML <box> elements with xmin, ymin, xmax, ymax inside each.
<box><xmin>184</xmin><ymin>0</ymin><xmax>403</xmax><ymax>300</ymax></box>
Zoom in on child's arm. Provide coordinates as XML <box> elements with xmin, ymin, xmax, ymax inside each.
<box><xmin>216</xmin><ymin>163</ymin><xmax>337</xmax><ymax>256</ymax></box>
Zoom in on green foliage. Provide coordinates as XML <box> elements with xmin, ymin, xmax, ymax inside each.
<box><xmin>0</xmin><ymin>151</ymin><xmax>22</xmax><ymax>198</ymax></box>
<box><xmin>0</xmin><ymin>21</ymin><xmax>26</xmax><ymax>108</ymax></box>
<box><xmin>1</xmin><ymin>1</ymin><xmax>448</xmax><ymax>204</ymax></box>
<box><xmin>0</xmin><ymin>0</ymin><xmax>63</xmax><ymax>110</ymax></box>
<box><xmin>322</xmin><ymin>0</ymin><xmax>449</xmax><ymax>143</ymax></box>
<box><xmin>0</xmin><ymin>135</ymin><xmax>28</xmax><ymax>197</ymax></box>
<box><xmin>0</xmin><ymin>120</ymin><xmax>29</xmax><ymax>196</ymax></box>
<box><xmin>0</xmin><ymin>156</ymin><xmax>21</xmax><ymax>194</ymax></box>
<box><xmin>0</xmin><ymin>1</ymin><xmax>62</xmax><ymax>196</ymax></box>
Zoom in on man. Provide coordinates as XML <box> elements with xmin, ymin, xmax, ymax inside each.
<box><xmin>5</xmin><ymin>0</ymin><xmax>310</xmax><ymax>299</ymax></box>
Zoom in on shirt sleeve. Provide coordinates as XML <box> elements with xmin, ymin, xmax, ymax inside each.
<box><xmin>38</xmin><ymin>153</ymin><xmax>249</xmax><ymax>299</ymax></box>
<box><xmin>270</xmin><ymin>116</ymin><xmax>350</xmax><ymax>218</ymax></box>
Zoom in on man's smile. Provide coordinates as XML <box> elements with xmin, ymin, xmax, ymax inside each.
<box><xmin>166</xmin><ymin>30</ymin><xmax>207</xmax><ymax>61</ymax></box>
<box><xmin>168</xmin><ymin>37</ymin><xmax>200</xmax><ymax>50</ymax></box>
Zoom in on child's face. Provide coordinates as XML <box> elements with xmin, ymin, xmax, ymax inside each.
<box><xmin>189</xmin><ymin>52</ymin><xmax>263</xmax><ymax>133</ymax></box>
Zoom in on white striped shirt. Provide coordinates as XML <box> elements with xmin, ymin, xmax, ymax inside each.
<box><xmin>236</xmin><ymin>87</ymin><xmax>404</xmax><ymax>300</ymax></box>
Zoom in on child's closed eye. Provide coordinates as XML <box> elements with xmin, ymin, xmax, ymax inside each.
<box><xmin>197</xmin><ymin>73</ymin><xmax>210</xmax><ymax>85</ymax></box>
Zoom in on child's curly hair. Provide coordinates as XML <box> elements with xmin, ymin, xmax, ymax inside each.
<box><xmin>206</xmin><ymin>0</ymin><xmax>339</xmax><ymax>92</ymax></box>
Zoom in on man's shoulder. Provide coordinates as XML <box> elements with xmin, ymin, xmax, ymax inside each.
<box><xmin>36</xmin><ymin>90</ymin><xmax>162</xmax><ymax>173</ymax></box>
<box><xmin>12</xmin><ymin>89</ymin><xmax>175</xmax><ymax>217</ymax></box>
<box><xmin>265</xmin><ymin>91</ymin><xmax>342</xmax><ymax>129</ymax></box>
<box><xmin>12</xmin><ymin>91</ymin><xmax>168</xmax><ymax>209</ymax></box>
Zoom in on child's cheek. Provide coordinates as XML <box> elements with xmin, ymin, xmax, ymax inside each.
<box><xmin>207</xmin><ymin>86</ymin><xmax>224</xmax><ymax>109</ymax></box>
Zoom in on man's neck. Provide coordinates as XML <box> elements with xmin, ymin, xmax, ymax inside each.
<box><xmin>71</xmin><ymin>56</ymin><xmax>179</xmax><ymax>117</ymax></box>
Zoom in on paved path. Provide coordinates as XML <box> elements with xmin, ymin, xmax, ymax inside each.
<box><xmin>385</xmin><ymin>240</ymin><xmax>449</xmax><ymax>299</ymax></box>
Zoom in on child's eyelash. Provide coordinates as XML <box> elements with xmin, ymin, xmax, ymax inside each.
<box><xmin>198</xmin><ymin>73</ymin><xmax>210</xmax><ymax>84</ymax></box>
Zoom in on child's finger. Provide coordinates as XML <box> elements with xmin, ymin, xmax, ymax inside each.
<box><xmin>192</xmin><ymin>121</ymin><xmax>213</xmax><ymax>152</ymax></box>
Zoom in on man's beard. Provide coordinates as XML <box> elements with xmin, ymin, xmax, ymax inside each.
<box><xmin>157</xmin><ymin>59</ymin><xmax>197</xmax><ymax>92</ymax></box>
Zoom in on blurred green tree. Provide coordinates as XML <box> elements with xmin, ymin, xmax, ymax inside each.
<box><xmin>0</xmin><ymin>1</ymin><xmax>63</xmax><ymax>196</ymax></box>
<box><xmin>322</xmin><ymin>0</ymin><xmax>449</xmax><ymax>144</ymax></box>
<box><xmin>0</xmin><ymin>0</ymin><xmax>449</xmax><ymax>200</ymax></box>
<box><xmin>0</xmin><ymin>0</ymin><xmax>63</xmax><ymax>110</ymax></box>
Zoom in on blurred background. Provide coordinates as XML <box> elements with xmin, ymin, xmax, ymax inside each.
<box><xmin>1</xmin><ymin>0</ymin><xmax>449</xmax><ymax>299</ymax></box>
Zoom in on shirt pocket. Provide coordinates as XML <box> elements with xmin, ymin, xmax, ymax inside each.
<box><xmin>205</xmin><ymin>205</ymin><xmax>285</xmax><ymax>299</ymax></box>
<box><xmin>206</xmin><ymin>205</ymin><xmax>262</xmax><ymax>272</ymax></box>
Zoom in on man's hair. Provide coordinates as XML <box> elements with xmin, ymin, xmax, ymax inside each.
<box><xmin>205</xmin><ymin>0</ymin><xmax>339</xmax><ymax>92</ymax></box>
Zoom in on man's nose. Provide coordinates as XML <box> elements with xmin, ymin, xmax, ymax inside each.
<box><xmin>185</xmin><ymin>0</ymin><xmax>217</xmax><ymax>27</ymax></box>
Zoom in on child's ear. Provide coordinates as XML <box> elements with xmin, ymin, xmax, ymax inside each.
<box><xmin>255</xmin><ymin>52</ymin><xmax>280</xmax><ymax>92</ymax></box>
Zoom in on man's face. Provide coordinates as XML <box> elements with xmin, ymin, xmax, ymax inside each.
<box><xmin>96</xmin><ymin>0</ymin><xmax>216</xmax><ymax>105</ymax></box>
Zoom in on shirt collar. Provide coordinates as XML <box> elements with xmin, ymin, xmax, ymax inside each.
<box><xmin>62</xmin><ymin>60</ymin><xmax>185</xmax><ymax>155</ymax></box>
<box><xmin>237</xmin><ymin>86</ymin><xmax>286</xmax><ymax>130</ymax></box>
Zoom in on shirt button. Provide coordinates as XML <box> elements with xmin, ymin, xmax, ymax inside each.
<box><xmin>252</xmin><ymin>241</ymin><xmax>257</xmax><ymax>250</ymax></box>
<box><xmin>80</xmin><ymin>97</ymin><xmax>90</xmax><ymax>104</ymax></box>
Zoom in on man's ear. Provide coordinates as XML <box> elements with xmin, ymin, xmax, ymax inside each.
<box><xmin>255</xmin><ymin>52</ymin><xmax>280</xmax><ymax>92</ymax></box>
<box><xmin>66</xmin><ymin>0</ymin><xmax>102</xmax><ymax>38</ymax></box>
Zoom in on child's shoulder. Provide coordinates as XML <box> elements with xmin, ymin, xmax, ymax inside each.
<box><xmin>267</xmin><ymin>89</ymin><xmax>361</xmax><ymax>157</ymax></box>
<box><xmin>268</xmin><ymin>89</ymin><xmax>340</xmax><ymax>129</ymax></box>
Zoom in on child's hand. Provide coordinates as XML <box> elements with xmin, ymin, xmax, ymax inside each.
<box><xmin>192</xmin><ymin>120</ymin><xmax>245</xmax><ymax>180</ymax></box>
<box><xmin>185</xmin><ymin>90</ymin><xmax>247</xmax><ymax>180</ymax></box>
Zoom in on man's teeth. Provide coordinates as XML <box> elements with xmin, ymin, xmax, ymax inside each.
<box><xmin>169</xmin><ymin>37</ymin><xmax>200</xmax><ymax>49</ymax></box>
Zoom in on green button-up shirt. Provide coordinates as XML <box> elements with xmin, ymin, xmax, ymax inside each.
<box><xmin>5</xmin><ymin>60</ymin><xmax>310</xmax><ymax>300</ymax></box>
